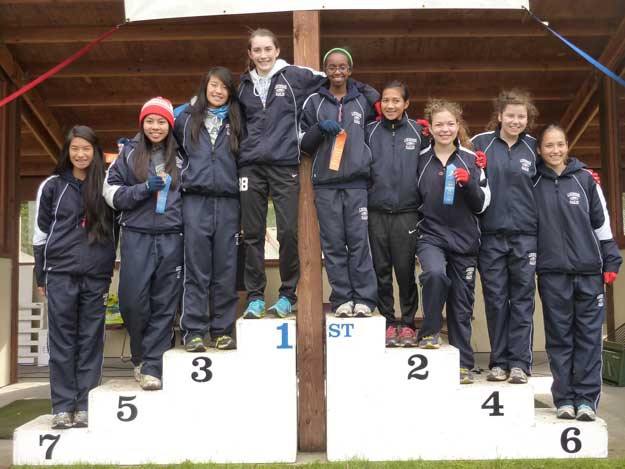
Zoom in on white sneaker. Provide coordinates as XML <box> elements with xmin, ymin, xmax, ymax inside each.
<box><xmin>334</xmin><ymin>301</ymin><xmax>354</xmax><ymax>318</ymax></box>
<box><xmin>133</xmin><ymin>363</ymin><xmax>142</xmax><ymax>382</ymax></box>
<box><xmin>140</xmin><ymin>374</ymin><xmax>162</xmax><ymax>391</ymax></box>
<box><xmin>353</xmin><ymin>303</ymin><xmax>373</xmax><ymax>317</ymax></box>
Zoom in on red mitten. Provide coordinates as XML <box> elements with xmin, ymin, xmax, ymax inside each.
<box><xmin>416</xmin><ymin>119</ymin><xmax>431</xmax><ymax>137</ymax></box>
<box><xmin>592</xmin><ymin>170</ymin><xmax>601</xmax><ymax>185</ymax></box>
<box><xmin>454</xmin><ymin>168</ymin><xmax>470</xmax><ymax>185</ymax></box>
<box><xmin>475</xmin><ymin>150</ymin><xmax>487</xmax><ymax>169</ymax></box>
<box><xmin>604</xmin><ymin>271</ymin><xmax>617</xmax><ymax>284</ymax></box>
<box><xmin>374</xmin><ymin>101</ymin><xmax>382</xmax><ymax>121</ymax></box>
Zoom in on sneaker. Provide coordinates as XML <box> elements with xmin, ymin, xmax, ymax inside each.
<box><xmin>556</xmin><ymin>405</ymin><xmax>576</xmax><ymax>419</ymax></box>
<box><xmin>576</xmin><ymin>404</ymin><xmax>596</xmax><ymax>422</ymax></box>
<box><xmin>385</xmin><ymin>325</ymin><xmax>399</xmax><ymax>347</ymax></box>
<box><xmin>133</xmin><ymin>363</ymin><xmax>142</xmax><ymax>382</ymax></box>
<box><xmin>486</xmin><ymin>366</ymin><xmax>508</xmax><ymax>382</ymax></box>
<box><xmin>185</xmin><ymin>336</ymin><xmax>207</xmax><ymax>353</ymax></box>
<box><xmin>353</xmin><ymin>303</ymin><xmax>373</xmax><ymax>318</ymax></box>
<box><xmin>418</xmin><ymin>333</ymin><xmax>441</xmax><ymax>349</ymax></box>
<box><xmin>268</xmin><ymin>296</ymin><xmax>294</xmax><ymax>318</ymax></box>
<box><xmin>508</xmin><ymin>367</ymin><xmax>528</xmax><ymax>384</ymax></box>
<box><xmin>140</xmin><ymin>374</ymin><xmax>162</xmax><ymax>391</ymax></box>
<box><xmin>73</xmin><ymin>410</ymin><xmax>88</xmax><ymax>428</ymax></box>
<box><xmin>334</xmin><ymin>301</ymin><xmax>354</xmax><ymax>318</ymax></box>
<box><xmin>243</xmin><ymin>299</ymin><xmax>265</xmax><ymax>319</ymax></box>
<box><xmin>51</xmin><ymin>412</ymin><xmax>73</xmax><ymax>429</ymax></box>
<box><xmin>398</xmin><ymin>326</ymin><xmax>417</xmax><ymax>347</ymax></box>
<box><xmin>460</xmin><ymin>367</ymin><xmax>475</xmax><ymax>384</ymax></box>
<box><xmin>210</xmin><ymin>335</ymin><xmax>236</xmax><ymax>350</ymax></box>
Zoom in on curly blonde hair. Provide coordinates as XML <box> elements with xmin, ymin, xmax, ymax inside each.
<box><xmin>486</xmin><ymin>88</ymin><xmax>539</xmax><ymax>132</ymax></box>
<box><xmin>424</xmin><ymin>99</ymin><xmax>472</xmax><ymax>149</ymax></box>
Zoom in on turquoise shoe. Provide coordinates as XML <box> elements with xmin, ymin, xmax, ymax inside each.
<box><xmin>268</xmin><ymin>296</ymin><xmax>294</xmax><ymax>318</ymax></box>
<box><xmin>243</xmin><ymin>299</ymin><xmax>266</xmax><ymax>319</ymax></box>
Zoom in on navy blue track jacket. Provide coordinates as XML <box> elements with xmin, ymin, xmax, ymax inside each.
<box><xmin>33</xmin><ymin>171</ymin><xmax>116</xmax><ymax>287</ymax></box>
<box><xmin>366</xmin><ymin>115</ymin><xmax>427</xmax><ymax>212</ymax></box>
<box><xmin>103</xmin><ymin>136</ymin><xmax>183</xmax><ymax>233</ymax></box>
<box><xmin>174</xmin><ymin>108</ymin><xmax>239</xmax><ymax>198</ymax></box>
<box><xmin>299</xmin><ymin>80</ymin><xmax>380</xmax><ymax>188</ymax></box>
<box><xmin>238</xmin><ymin>63</ymin><xmax>326</xmax><ymax>168</ymax></box>
<box><xmin>471</xmin><ymin>128</ymin><xmax>538</xmax><ymax>235</ymax></box>
<box><xmin>533</xmin><ymin>158</ymin><xmax>621</xmax><ymax>274</ymax></box>
<box><xmin>416</xmin><ymin>144</ymin><xmax>491</xmax><ymax>255</ymax></box>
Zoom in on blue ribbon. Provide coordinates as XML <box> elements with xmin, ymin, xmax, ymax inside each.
<box><xmin>524</xmin><ymin>7</ymin><xmax>625</xmax><ymax>88</ymax></box>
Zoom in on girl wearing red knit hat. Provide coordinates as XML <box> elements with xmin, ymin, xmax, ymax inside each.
<box><xmin>104</xmin><ymin>97</ymin><xmax>183</xmax><ymax>391</ymax></box>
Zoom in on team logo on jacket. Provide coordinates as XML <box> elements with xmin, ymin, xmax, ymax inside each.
<box><xmin>275</xmin><ymin>84</ymin><xmax>287</xmax><ymax>97</ymax></box>
<box><xmin>235</xmin><ymin>232</ymin><xmax>242</xmax><ymax>246</ymax></box>
<box><xmin>176</xmin><ymin>156</ymin><xmax>184</xmax><ymax>169</ymax></box>
<box><xmin>176</xmin><ymin>265</ymin><xmax>183</xmax><ymax>279</ymax></box>
<box><xmin>404</xmin><ymin>138</ymin><xmax>418</xmax><ymax>150</ymax></box>
<box><xmin>102</xmin><ymin>292</ymin><xmax>109</xmax><ymax>306</ymax></box>
<box><xmin>359</xmin><ymin>207</ymin><xmax>368</xmax><ymax>221</ymax></box>
<box><xmin>597</xmin><ymin>294</ymin><xmax>604</xmax><ymax>308</ymax></box>
<box><xmin>465</xmin><ymin>267</ymin><xmax>475</xmax><ymax>281</ymax></box>
<box><xmin>567</xmin><ymin>192</ymin><xmax>581</xmax><ymax>205</ymax></box>
<box><xmin>520</xmin><ymin>159</ymin><xmax>531</xmax><ymax>173</ymax></box>
<box><xmin>225</xmin><ymin>124</ymin><xmax>231</xmax><ymax>136</ymax></box>
<box><xmin>351</xmin><ymin>111</ymin><xmax>362</xmax><ymax>125</ymax></box>
<box><xmin>528</xmin><ymin>252</ymin><xmax>537</xmax><ymax>266</ymax></box>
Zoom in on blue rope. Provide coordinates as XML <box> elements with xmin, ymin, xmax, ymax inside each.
<box><xmin>524</xmin><ymin>7</ymin><xmax>625</xmax><ymax>88</ymax></box>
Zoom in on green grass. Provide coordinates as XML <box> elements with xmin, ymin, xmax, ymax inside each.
<box><xmin>0</xmin><ymin>398</ymin><xmax>50</xmax><ymax>439</ymax></box>
<box><xmin>14</xmin><ymin>459</ymin><xmax>625</xmax><ymax>468</ymax></box>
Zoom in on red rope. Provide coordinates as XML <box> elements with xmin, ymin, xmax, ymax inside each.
<box><xmin>0</xmin><ymin>23</ymin><xmax>123</xmax><ymax>109</ymax></box>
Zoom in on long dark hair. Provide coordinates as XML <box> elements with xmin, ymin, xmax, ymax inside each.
<box><xmin>189</xmin><ymin>66</ymin><xmax>242</xmax><ymax>156</ymax></box>
<box><xmin>55</xmin><ymin>125</ymin><xmax>113</xmax><ymax>243</ymax></box>
<box><xmin>133</xmin><ymin>121</ymin><xmax>179</xmax><ymax>188</ymax></box>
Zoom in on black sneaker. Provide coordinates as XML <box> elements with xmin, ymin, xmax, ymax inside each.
<box><xmin>209</xmin><ymin>335</ymin><xmax>236</xmax><ymax>350</ymax></box>
<box><xmin>185</xmin><ymin>336</ymin><xmax>207</xmax><ymax>353</ymax></box>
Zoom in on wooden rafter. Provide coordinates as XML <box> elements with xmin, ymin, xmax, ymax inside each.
<box><xmin>0</xmin><ymin>44</ymin><xmax>63</xmax><ymax>160</ymax></box>
<box><xmin>29</xmin><ymin>59</ymin><xmax>591</xmax><ymax>78</ymax></box>
<box><xmin>0</xmin><ymin>19</ymin><xmax>615</xmax><ymax>44</ymax></box>
<box><xmin>559</xmin><ymin>14</ymin><xmax>625</xmax><ymax>148</ymax></box>
<box><xmin>20</xmin><ymin>105</ymin><xmax>58</xmax><ymax>163</ymax></box>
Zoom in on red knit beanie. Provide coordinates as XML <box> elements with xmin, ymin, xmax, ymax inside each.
<box><xmin>139</xmin><ymin>97</ymin><xmax>174</xmax><ymax>128</ymax></box>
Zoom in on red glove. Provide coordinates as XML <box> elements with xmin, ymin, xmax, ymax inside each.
<box><xmin>592</xmin><ymin>170</ymin><xmax>601</xmax><ymax>185</ymax></box>
<box><xmin>416</xmin><ymin>119</ymin><xmax>431</xmax><ymax>137</ymax></box>
<box><xmin>374</xmin><ymin>101</ymin><xmax>382</xmax><ymax>121</ymax></box>
<box><xmin>454</xmin><ymin>168</ymin><xmax>470</xmax><ymax>185</ymax></box>
<box><xmin>604</xmin><ymin>272</ymin><xmax>617</xmax><ymax>284</ymax></box>
<box><xmin>475</xmin><ymin>150</ymin><xmax>487</xmax><ymax>169</ymax></box>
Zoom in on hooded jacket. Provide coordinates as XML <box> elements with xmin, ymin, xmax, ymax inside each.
<box><xmin>33</xmin><ymin>171</ymin><xmax>116</xmax><ymax>286</ymax></box>
<box><xmin>533</xmin><ymin>157</ymin><xmax>621</xmax><ymax>274</ymax></box>
<box><xmin>416</xmin><ymin>144</ymin><xmax>491</xmax><ymax>255</ymax></box>
<box><xmin>238</xmin><ymin>59</ymin><xmax>326</xmax><ymax>167</ymax></box>
<box><xmin>299</xmin><ymin>80</ymin><xmax>380</xmax><ymax>188</ymax></box>
<box><xmin>366</xmin><ymin>114</ymin><xmax>428</xmax><ymax>212</ymax></box>
<box><xmin>103</xmin><ymin>135</ymin><xmax>183</xmax><ymax>234</ymax></box>
<box><xmin>174</xmin><ymin>106</ymin><xmax>239</xmax><ymax>197</ymax></box>
<box><xmin>471</xmin><ymin>128</ymin><xmax>538</xmax><ymax>235</ymax></box>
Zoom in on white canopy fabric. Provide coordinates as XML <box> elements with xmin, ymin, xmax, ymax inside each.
<box><xmin>124</xmin><ymin>0</ymin><xmax>529</xmax><ymax>22</ymax></box>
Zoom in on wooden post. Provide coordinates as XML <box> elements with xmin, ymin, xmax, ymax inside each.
<box><xmin>599</xmin><ymin>75</ymin><xmax>621</xmax><ymax>338</ymax></box>
<box><xmin>0</xmin><ymin>74</ymin><xmax>21</xmax><ymax>384</ymax></box>
<box><xmin>293</xmin><ymin>10</ymin><xmax>325</xmax><ymax>451</ymax></box>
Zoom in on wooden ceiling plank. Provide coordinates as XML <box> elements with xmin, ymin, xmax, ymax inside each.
<box><xmin>559</xmin><ymin>14</ymin><xmax>625</xmax><ymax>147</ymax></box>
<box><xmin>20</xmin><ymin>106</ymin><xmax>58</xmax><ymax>163</ymax></box>
<box><xmin>0</xmin><ymin>20</ymin><xmax>613</xmax><ymax>44</ymax></box>
<box><xmin>0</xmin><ymin>44</ymin><xmax>64</xmax><ymax>155</ymax></box>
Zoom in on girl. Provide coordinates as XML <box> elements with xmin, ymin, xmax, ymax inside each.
<box><xmin>33</xmin><ymin>125</ymin><xmax>116</xmax><ymax>428</ymax></box>
<box><xmin>416</xmin><ymin>99</ymin><xmax>490</xmax><ymax>384</ymax></box>
<box><xmin>299</xmin><ymin>47</ymin><xmax>379</xmax><ymax>318</ymax></box>
<box><xmin>366</xmin><ymin>81</ymin><xmax>428</xmax><ymax>345</ymax></box>
<box><xmin>471</xmin><ymin>89</ymin><xmax>539</xmax><ymax>384</ymax></box>
<box><xmin>534</xmin><ymin>124</ymin><xmax>621</xmax><ymax>421</ymax></box>
<box><xmin>103</xmin><ymin>97</ymin><xmax>183</xmax><ymax>391</ymax></box>
<box><xmin>175</xmin><ymin>67</ymin><xmax>242</xmax><ymax>351</ymax></box>
<box><xmin>238</xmin><ymin>28</ymin><xmax>326</xmax><ymax>319</ymax></box>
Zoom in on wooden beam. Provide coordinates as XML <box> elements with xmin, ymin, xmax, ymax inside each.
<box><xmin>29</xmin><ymin>59</ymin><xmax>591</xmax><ymax>79</ymax></box>
<box><xmin>0</xmin><ymin>44</ymin><xmax>63</xmax><ymax>158</ymax></box>
<box><xmin>560</xmin><ymin>14</ymin><xmax>625</xmax><ymax>148</ymax></box>
<box><xmin>293</xmin><ymin>9</ymin><xmax>325</xmax><ymax>452</ymax></box>
<box><xmin>0</xmin><ymin>76</ymin><xmax>21</xmax><ymax>384</ymax></box>
<box><xmin>21</xmin><ymin>106</ymin><xmax>58</xmax><ymax>163</ymax></box>
<box><xmin>599</xmin><ymin>76</ymin><xmax>622</xmax><ymax>338</ymax></box>
<box><xmin>46</xmin><ymin>91</ymin><xmax>578</xmax><ymax>108</ymax></box>
<box><xmin>0</xmin><ymin>19</ymin><xmax>613</xmax><ymax>44</ymax></box>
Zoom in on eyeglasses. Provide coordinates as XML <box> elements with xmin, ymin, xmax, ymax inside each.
<box><xmin>326</xmin><ymin>65</ymin><xmax>350</xmax><ymax>73</ymax></box>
